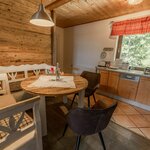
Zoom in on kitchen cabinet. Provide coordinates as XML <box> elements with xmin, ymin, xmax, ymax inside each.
<box><xmin>136</xmin><ymin>77</ymin><xmax>150</xmax><ymax>105</ymax></box>
<box><xmin>107</xmin><ymin>72</ymin><xmax>120</xmax><ymax>94</ymax></box>
<box><xmin>99</xmin><ymin>68</ymin><xmax>150</xmax><ymax>106</ymax></box>
<box><xmin>118</xmin><ymin>77</ymin><xmax>139</xmax><ymax>100</ymax></box>
<box><xmin>99</xmin><ymin>70</ymin><xmax>109</xmax><ymax>90</ymax></box>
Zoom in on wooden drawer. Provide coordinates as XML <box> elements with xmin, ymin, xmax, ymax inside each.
<box><xmin>118</xmin><ymin>78</ymin><xmax>138</xmax><ymax>100</ymax></box>
<box><xmin>107</xmin><ymin>72</ymin><xmax>120</xmax><ymax>94</ymax></box>
<box><xmin>99</xmin><ymin>70</ymin><xmax>109</xmax><ymax>87</ymax></box>
<box><xmin>136</xmin><ymin>77</ymin><xmax>150</xmax><ymax>105</ymax></box>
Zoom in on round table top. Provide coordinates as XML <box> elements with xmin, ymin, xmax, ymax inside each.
<box><xmin>21</xmin><ymin>75</ymin><xmax>88</xmax><ymax>96</ymax></box>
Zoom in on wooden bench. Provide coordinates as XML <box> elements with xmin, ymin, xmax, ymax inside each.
<box><xmin>0</xmin><ymin>63</ymin><xmax>54</xmax><ymax>149</ymax></box>
<box><xmin>0</xmin><ymin>63</ymin><xmax>55</xmax><ymax>101</ymax></box>
<box><xmin>0</xmin><ymin>96</ymin><xmax>42</xmax><ymax>150</ymax></box>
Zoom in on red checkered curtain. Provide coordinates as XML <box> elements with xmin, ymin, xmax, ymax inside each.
<box><xmin>111</xmin><ymin>16</ymin><xmax>150</xmax><ymax>36</ymax></box>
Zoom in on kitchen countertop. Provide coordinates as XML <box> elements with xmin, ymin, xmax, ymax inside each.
<box><xmin>96</xmin><ymin>66</ymin><xmax>150</xmax><ymax>78</ymax></box>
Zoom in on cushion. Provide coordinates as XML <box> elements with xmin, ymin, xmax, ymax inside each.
<box><xmin>0</xmin><ymin>94</ymin><xmax>16</xmax><ymax>108</ymax></box>
<box><xmin>0</xmin><ymin>112</ymin><xmax>33</xmax><ymax>140</ymax></box>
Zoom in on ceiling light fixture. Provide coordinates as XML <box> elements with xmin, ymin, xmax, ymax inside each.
<box><xmin>127</xmin><ymin>0</ymin><xmax>143</xmax><ymax>5</ymax></box>
<box><xmin>30</xmin><ymin>0</ymin><xmax>54</xmax><ymax>27</ymax></box>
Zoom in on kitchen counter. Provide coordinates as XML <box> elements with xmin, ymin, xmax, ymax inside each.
<box><xmin>96</xmin><ymin>66</ymin><xmax>150</xmax><ymax>77</ymax></box>
<box><xmin>98</xmin><ymin>66</ymin><xmax>150</xmax><ymax>109</ymax></box>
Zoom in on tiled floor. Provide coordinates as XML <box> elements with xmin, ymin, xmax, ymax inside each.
<box><xmin>43</xmin><ymin>98</ymin><xmax>150</xmax><ymax>150</ymax></box>
<box><xmin>113</xmin><ymin>104</ymin><xmax>150</xmax><ymax>139</ymax></box>
<box><xmin>85</xmin><ymin>93</ymin><xmax>150</xmax><ymax>140</ymax></box>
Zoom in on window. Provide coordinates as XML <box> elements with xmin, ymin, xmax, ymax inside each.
<box><xmin>116</xmin><ymin>33</ymin><xmax>150</xmax><ymax>68</ymax></box>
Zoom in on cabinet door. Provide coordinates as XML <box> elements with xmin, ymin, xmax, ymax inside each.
<box><xmin>99</xmin><ymin>70</ymin><xmax>109</xmax><ymax>90</ymax></box>
<box><xmin>107</xmin><ymin>72</ymin><xmax>120</xmax><ymax>94</ymax></box>
<box><xmin>118</xmin><ymin>79</ymin><xmax>138</xmax><ymax>100</ymax></box>
<box><xmin>136</xmin><ymin>77</ymin><xmax>150</xmax><ymax>105</ymax></box>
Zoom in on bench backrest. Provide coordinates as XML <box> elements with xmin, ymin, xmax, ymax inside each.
<box><xmin>0</xmin><ymin>63</ymin><xmax>55</xmax><ymax>92</ymax></box>
<box><xmin>0</xmin><ymin>73</ymin><xmax>10</xmax><ymax>94</ymax></box>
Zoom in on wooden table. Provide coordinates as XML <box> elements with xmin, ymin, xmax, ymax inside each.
<box><xmin>21</xmin><ymin>75</ymin><xmax>88</xmax><ymax>136</ymax></box>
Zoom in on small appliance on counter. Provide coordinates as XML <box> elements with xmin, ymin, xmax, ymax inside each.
<box><xmin>144</xmin><ymin>67</ymin><xmax>150</xmax><ymax>75</ymax></box>
<box><xmin>109</xmin><ymin>59</ymin><xmax>122</xmax><ymax>69</ymax></box>
<box><xmin>98</xmin><ymin>47</ymin><xmax>114</xmax><ymax>67</ymax></box>
<box><xmin>98</xmin><ymin>61</ymin><xmax>106</xmax><ymax>67</ymax></box>
<box><xmin>121</xmin><ymin>62</ymin><xmax>130</xmax><ymax>70</ymax></box>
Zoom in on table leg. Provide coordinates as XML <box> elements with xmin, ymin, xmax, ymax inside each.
<box><xmin>77</xmin><ymin>89</ymin><xmax>85</xmax><ymax>108</ymax></box>
<box><xmin>39</xmin><ymin>96</ymin><xmax>47</xmax><ymax>136</ymax></box>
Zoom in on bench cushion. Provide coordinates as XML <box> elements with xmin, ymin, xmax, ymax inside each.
<box><xmin>0</xmin><ymin>112</ymin><xmax>33</xmax><ymax>140</ymax></box>
<box><xmin>0</xmin><ymin>94</ymin><xmax>16</xmax><ymax>108</ymax></box>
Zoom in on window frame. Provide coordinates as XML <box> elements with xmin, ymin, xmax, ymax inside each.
<box><xmin>116</xmin><ymin>36</ymin><xmax>123</xmax><ymax>59</ymax></box>
<box><xmin>116</xmin><ymin>35</ymin><xmax>147</xmax><ymax>71</ymax></box>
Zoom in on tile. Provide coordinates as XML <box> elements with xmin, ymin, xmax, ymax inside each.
<box><xmin>129</xmin><ymin>128</ymin><xmax>145</xmax><ymax>137</ymax></box>
<box><xmin>113</xmin><ymin>107</ymin><xmax>124</xmax><ymax>115</ymax></box>
<box><xmin>113</xmin><ymin>115</ymin><xmax>136</xmax><ymax>128</ymax></box>
<box><xmin>111</xmin><ymin>116</ymin><xmax>115</xmax><ymax>122</ymax></box>
<box><xmin>118</xmin><ymin>103</ymin><xmax>140</xmax><ymax>115</ymax></box>
<box><xmin>128</xmin><ymin>115</ymin><xmax>150</xmax><ymax>128</ymax></box>
<box><xmin>142</xmin><ymin>115</ymin><xmax>150</xmax><ymax>122</ymax></box>
<box><xmin>140</xmin><ymin>128</ymin><xmax>150</xmax><ymax>139</ymax></box>
<box><xmin>118</xmin><ymin>101</ymin><xmax>129</xmax><ymax>107</ymax></box>
<box><xmin>134</xmin><ymin>107</ymin><xmax>150</xmax><ymax>115</ymax></box>
<box><xmin>96</xmin><ymin>96</ymin><xmax>115</xmax><ymax>106</ymax></box>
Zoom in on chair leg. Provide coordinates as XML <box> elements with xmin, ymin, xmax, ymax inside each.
<box><xmin>98</xmin><ymin>132</ymin><xmax>106</xmax><ymax>150</ymax></box>
<box><xmin>62</xmin><ymin>123</ymin><xmax>68</xmax><ymax>137</ymax></box>
<box><xmin>71</xmin><ymin>94</ymin><xmax>77</xmax><ymax>107</ymax></box>
<box><xmin>88</xmin><ymin>97</ymin><xmax>90</xmax><ymax>108</ymax></box>
<box><xmin>75</xmin><ymin>135</ymin><xmax>81</xmax><ymax>150</ymax></box>
<box><xmin>93</xmin><ymin>94</ymin><xmax>97</xmax><ymax>103</ymax></box>
<box><xmin>58</xmin><ymin>123</ymin><xmax>68</xmax><ymax>140</ymax></box>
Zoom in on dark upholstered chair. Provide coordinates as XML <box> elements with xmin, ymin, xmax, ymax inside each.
<box><xmin>63</xmin><ymin>101</ymin><xmax>117</xmax><ymax>150</ymax></box>
<box><xmin>71</xmin><ymin>71</ymin><xmax>100</xmax><ymax>108</ymax></box>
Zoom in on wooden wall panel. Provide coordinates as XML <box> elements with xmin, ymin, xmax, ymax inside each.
<box><xmin>0</xmin><ymin>0</ymin><xmax>52</xmax><ymax>66</ymax></box>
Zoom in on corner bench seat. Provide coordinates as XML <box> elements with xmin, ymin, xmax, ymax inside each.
<box><xmin>0</xmin><ymin>63</ymin><xmax>55</xmax><ymax>101</ymax></box>
<box><xmin>0</xmin><ymin>94</ymin><xmax>16</xmax><ymax>108</ymax></box>
<box><xmin>0</xmin><ymin>64</ymin><xmax>53</xmax><ymax>150</ymax></box>
<box><xmin>0</xmin><ymin>96</ymin><xmax>42</xmax><ymax>150</ymax></box>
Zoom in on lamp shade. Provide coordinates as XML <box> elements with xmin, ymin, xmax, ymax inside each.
<box><xmin>128</xmin><ymin>0</ymin><xmax>143</xmax><ymax>5</ymax></box>
<box><xmin>30</xmin><ymin>4</ymin><xmax>54</xmax><ymax>27</ymax></box>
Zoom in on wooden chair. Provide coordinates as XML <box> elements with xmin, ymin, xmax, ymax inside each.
<box><xmin>0</xmin><ymin>96</ymin><xmax>42</xmax><ymax>150</ymax></box>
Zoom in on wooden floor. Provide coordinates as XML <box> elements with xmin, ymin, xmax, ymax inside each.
<box><xmin>42</xmin><ymin>98</ymin><xmax>150</xmax><ymax>150</ymax></box>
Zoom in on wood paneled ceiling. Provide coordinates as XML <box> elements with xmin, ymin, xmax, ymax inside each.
<box><xmin>45</xmin><ymin>0</ymin><xmax>150</xmax><ymax>28</ymax></box>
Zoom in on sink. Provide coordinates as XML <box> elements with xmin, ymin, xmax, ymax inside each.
<box><xmin>128</xmin><ymin>70</ymin><xmax>143</xmax><ymax>75</ymax></box>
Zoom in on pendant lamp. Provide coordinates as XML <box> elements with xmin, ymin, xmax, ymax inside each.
<box><xmin>30</xmin><ymin>0</ymin><xmax>54</xmax><ymax>27</ymax></box>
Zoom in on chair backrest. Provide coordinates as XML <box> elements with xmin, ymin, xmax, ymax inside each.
<box><xmin>0</xmin><ymin>73</ymin><xmax>10</xmax><ymax>95</ymax></box>
<box><xmin>81</xmin><ymin>71</ymin><xmax>100</xmax><ymax>90</ymax></box>
<box><xmin>67</xmin><ymin>101</ymin><xmax>117</xmax><ymax>136</ymax></box>
<box><xmin>0</xmin><ymin>96</ymin><xmax>42</xmax><ymax>150</ymax></box>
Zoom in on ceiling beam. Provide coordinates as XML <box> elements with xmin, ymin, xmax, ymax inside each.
<box><xmin>45</xmin><ymin>0</ymin><xmax>72</xmax><ymax>10</ymax></box>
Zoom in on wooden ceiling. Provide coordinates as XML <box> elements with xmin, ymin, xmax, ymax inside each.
<box><xmin>45</xmin><ymin>0</ymin><xmax>150</xmax><ymax>28</ymax></box>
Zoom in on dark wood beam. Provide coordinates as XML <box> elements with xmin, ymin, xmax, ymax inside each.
<box><xmin>45</xmin><ymin>0</ymin><xmax>72</xmax><ymax>10</ymax></box>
